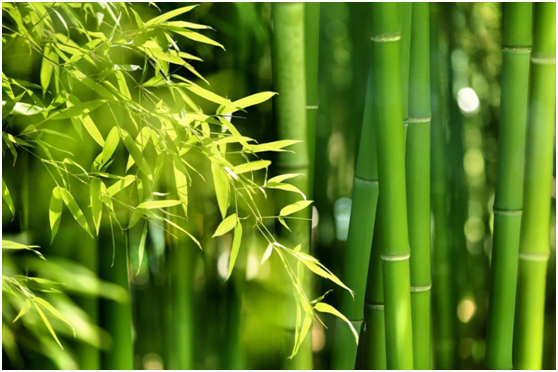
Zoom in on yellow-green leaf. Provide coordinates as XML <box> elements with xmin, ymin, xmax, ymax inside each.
<box><xmin>107</xmin><ymin>175</ymin><xmax>136</xmax><ymax>196</ymax></box>
<box><xmin>136</xmin><ymin>221</ymin><xmax>148</xmax><ymax>275</ymax></box>
<box><xmin>211</xmin><ymin>162</ymin><xmax>229</xmax><ymax>218</ymax></box>
<box><xmin>247</xmin><ymin>140</ymin><xmax>301</xmax><ymax>153</ymax></box>
<box><xmin>145</xmin><ymin>5</ymin><xmax>198</xmax><ymax>26</ymax></box>
<box><xmin>49</xmin><ymin>187</ymin><xmax>63</xmax><ymax>244</ymax></box>
<box><xmin>226</xmin><ymin>221</ymin><xmax>242</xmax><ymax>281</ymax></box>
<box><xmin>213</xmin><ymin>213</ymin><xmax>237</xmax><ymax>237</ymax></box>
<box><xmin>233</xmin><ymin>160</ymin><xmax>271</xmax><ymax>175</ymax></box>
<box><xmin>59</xmin><ymin>188</ymin><xmax>92</xmax><ymax>237</ymax></box>
<box><xmin>100</xmin><ymin>126</ymin><xmax>120</xmax><ymax>166</ymax></box>
<box><xmin>314</xmin><ymin>302</ymin><xmax>358</xmax><ymax>344</ymax></box>
<box><xmin>120</xmin><ymin>128</ymin><xmax>153</xmax><ymax>180</ymax></box>
<box><xmin>90</xmin><ymin>178</ymin><xmax>102</xmax><ymax>236</ymax></box>
<box><xmin>33</xmin><ymin>297</ymin><xmax>76</xmax><ymax>337</ymax></box>
<box><xmin>49</xmin><ymin>100</ymin><xmax>104</xmax><ymax>120</ymax></box>
<box><xmin>2</xmin><ymin>178</ymin><xmax>15</xmax><ymax>218</ymax></box>
<box><xmin>220</xmin><ymin>91</ymin><xmax>277</xmax><ymax>115</ymax></box>
<box><xmin>137</xmin><ymin>200</ymin><xmax>182</xmax><ymax>209</ymax></box>
<box><xmin>173</xmin><ymin>155</ymin><xmax>188</xmax><ymax>217</ymax></box>
<box><xmin>280</xmin><ymin>200</ymin><xmax>313</xmax><ymax>217</ymax></box>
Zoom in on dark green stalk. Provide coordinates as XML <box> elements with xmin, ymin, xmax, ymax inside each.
<box><xmin>360</xmin><ymin>211</ymin><xmax>386</xmax><ymax>370</ymax></box>
<box><xmin>406</xmin><ymin>3</ymin><xmax>431</xmax><ymax>369</ymax></box>
<box><xmin>400</xmin><ymin>2</ymin><xmax>413</xmax><ymax>136</ymax></box>
<box><xmin>305</xmin><ymin>2</ymin><xmax>320</xmax><ymax>199</ymax></box>
<box><xmin>485</xmin><ymin>3</ymin><xmax>532</xmax><ymax>369</ymax></box>
<box><xmin>370</xmin><ymin>3</ymin><xmax>413</xmax><ymax>369</ymax></box>
<box><xmin>514</xmin><ymin>3</ymin><xmax>556</xmax><ymax>369</ymax></box>
<box><xmin>271</xmin><ymin>3</ymin><xmax>312</xmax><ymax>368</ymax></box>
<box><xmin>330</xmin><ymin>65</ymin><xmax>379</xmax><ymax>369</ymax></box>
<box><xmin>430</xmin><ymin>6</ymin><xmax>457</xmax><ymax>368</ymax></box>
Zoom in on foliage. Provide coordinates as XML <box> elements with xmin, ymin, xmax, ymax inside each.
<box><xmin>1</xmin><ymin>2</ymin><xmax>355</xmax><ymax>357</ymax></box>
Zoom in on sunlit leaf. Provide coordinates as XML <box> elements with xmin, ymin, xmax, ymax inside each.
<box><xmin>145</xmin><ymin>5</ymin><xmax>199</xmax><ymax>26</ymax></box>
<box><xmin>211</xmin><ymin>162</ymin><xmax>229</xmax><ymax>218</ymax></box>
<box><xmin>219</xmin><ymin>91</ymin><xmax>277</xmax><ymax>115</ymax></box>
<box><xmin>261</xmin><ymin>243</ymin><xmax>273</xmax><ymax>265</ymax></box>
<box><xmin>49</xmin><ymin>187</ymin><xmax>63</xmax><ymax>244</ymax></box>
<box><xmin>120</xmin><ymin>128</ymin><xmax>153</xmax><ymax>180</ymax></box>
<box><xmin>226</xmin><ymin>221</ymin><xmax>242</xmax><ymax>281</ymax></box>
<box><xmin>173</xmin><ymin>155</ymin><xmax>188</xmax><ymax>216</ymax></box>
<box><xmin>49</xmin><ymin>100</ymin><xmax>104</xmax><ymax>120</ymax></box>
<box><xmin>213</xmin><ymin>213</ymin><xmax>237</xmax><ymax>237</ymax></box>
<box><xmin>137</xmin><ymin>200</ymin><xmax>182</xmax><ymax>209</ymax></box>
<box><xmin>314</xmin><ymin>302</ymin><xmax>358</xmax><ymax>344</ymax></box>
<box><xmin>136</xmin><ymin>221</ymin><xmax>148</xmax><ymax>275</ymax></box>
<box><xmin>233</xmin><ymin>160</ymin><xmax>271</xmax><ymax>175</ymax></box>
<box><xmin>247</xmin><ymin>140</ymin><xmax>301</xmax><ymax>153</ymax></box>
<box><xmin>2</xmin><ymin>178</ymin><xmax>15</xmax><ymax>218</ymax></box>
<box><xmin>90</xmin><ymin>178</ymin><xmax>102</xmax><ymax>236</ymax></box>
<box><xmin>280</xmin><ymin>200</ymin><xmax>313</xmax><ymax>217</ymax></box>
<box><xmin>59</xmin><ymin>188</ymin><xmax>93</xmax><ymax>238</ymax></box>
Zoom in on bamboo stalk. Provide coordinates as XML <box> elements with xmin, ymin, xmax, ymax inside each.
<box><xmin>271</xmin><ymin>3</ymin><xmax>312</xmax><ymax>368</ymax></box>
<box><xmin>406</xmin><ymin>3</ymin><xmax>432</xmax><ymax>369</ymax></box>
<box><xmin>429</xmin><ymin>6</ymin><xmax>457</xmax><ymax>368</ymax></box>
<box><xmin>485</xmin><ymin>3</ymin><xmax>532</xmax><ymax>369</ymax></box>
<box><xmin>370</xmin><ymin>3</ymin><xmax>414</xmax><ymax>369</ymax></box>
<box><xmin>400</xmin><ymin>2</ymin><xmax>413</xmax><ymax>136</ymax></box>
<box><xmin>305</xmin><ymin>2</ymin><xmax>320</xmax><ymax>200</ymax></box>
<box><xmin>514</xmin><ymin>3</ymin><xmax>556</xmax><ymax>369</ymax></box>
<box><xmin>330</xmin><ymin>65</ymin><xmax>379</xmax><ymax>369</ymax></box>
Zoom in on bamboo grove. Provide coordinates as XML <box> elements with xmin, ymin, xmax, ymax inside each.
<box><xmin>2</xmin><ymin>2</ymin><xmax>556</xmax><ymax>370</ymax></box>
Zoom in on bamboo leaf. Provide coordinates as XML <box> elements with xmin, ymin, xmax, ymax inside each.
<box><xmin>145</xmin><ymin>5</ymin><xmax>199</xmax><ymax>26</ymax></box>
<box><xmin>167</xmin><ymin>27</ymin><xmax>225</xmax><ymax>50</ymax></box>
<box><xmin>2</xmin><ymin>178</ymin><xmax>15</xmax><ymax>218</ymax></box>
<box><xmin>164</xmin><ymin>20</ymin><xmax>212</xmax><ymax>30</ymax></box>
<box><xmin>2</xmin><ymin>240</ymin><xmax>40</xmax><ymax>250</ymax></box>
<box><xmin>59</xmin><ymin>188</ymin><xmax>93</xmax><ymax>237</ymax></box>
<box><xmin>266</xmin><ymin>182</ymin><xmax>306</xmax><ymax>200</ymax></box>
<box><xmin>280</xmin><ymin>200</ymin><xmax>313</xmax><ymax>217</ymax></box>
<box><xmin>211</xmin><ymin>162</ymin><xmax>229</xmax><ymax>218</ymax></box>
<box><xmin>247</xmin><ymin>140</ymin><xmax>301</xmax><ymax>153</ymax></box>
<box><xmin>213</xmin><ymin>213</ymin><xmax>237</xmax><ymax>237</ymax></box>
<box><xmin>314</xmin><ymin>302</ymin><xmax>358</xmax><ymax>344</ymax></box>
<box><xmin>137</xmin><ymin>200</ymin><xmax>182</xmax><ymax>209</ymax></box>
<box><xmin>136</xmin><ymin>221</ymin><xmax>148</xmax><ymax>275</ymax></box>
<box><xmin>182</xmin><ymin>80</ymin><xmax>232</xmax><ymax>106</ymax></box>
<box><xmin>49</xmin><ymin>187</ymin><xmax>63</xmax><ymax>244</ymax></box>
<box><xmin>90</xmin><ymin>178</ymin><xmax>102</xmax><ymax>236</ymax></box>
<box><xmin>233</xmin><ymin>160</ymin><xmax>271</xmax><ymax>175</ymax></box>
<box><xmin>33</xmin><ymin>297</ymin><xmax>76</xmax><ymax>337</ymax></box>
<box><xmin>107</xmin><ymin>175</ymin><xmax>136</xmax><ymax>196</ymax></box>
<box><xmin>8</xmin><ymin>101</ymin><xmax>44</xmax><ymax>116</ymax></box>
<box><xmin>13</xmin><ymin>300</ymin><xmax>31</xmax><ymax>323</ymax></box>
<box><xmin>226</xmin><ymin>221</ymin><xmax>242</xmax><ymax>281</ymax></box>
<box><xmin>100</xmin><ymin>126</ymin><xmax>120</xmax><ymax>166</ymax></box>
<box><xmin>220</xmin><ymin>91</ymin><xmax>277</xmax><ymax>115</ymax></box>
<box><xmin>173</xmin><ymin>155</ymin><xmax>188</xmax><ymax>216</ymax></box>
<box><xmin>261</xmin><ymin>243</ymin><xmax>273</xmax><ymax>265</ymax></box>
<box><xmin>68</xmin><ymin>96</ymin><xmax>104</xmax><ymax>146</ymax></box>
<box><xmin>33</xmin><ymin>302</ymin><xmax>64</xmax><ymax>349</ymax></box>
<box><xmin>49</xmin><ymin>100</ymin><xmax>104</xmax><ymax>120</ymax></box>
<box><xmin>125</xmin><ymin>127</ymin><xmax>150</xmax><ymax>171</ymax></box>
<box><xmin>119</xmin><ymin>128</ymin><xmax>153</xmax><ymax>180</ymax></box>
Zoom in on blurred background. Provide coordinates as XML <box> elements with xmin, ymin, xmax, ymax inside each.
<box><xmin>2</xmin><ymin>2</ymin><xmax>555</xmax><ymax>370</ymax></box>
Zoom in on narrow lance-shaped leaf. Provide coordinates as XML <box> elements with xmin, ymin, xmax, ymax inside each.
<box><xmin>90</xmin><ymin>178</ymin><xmax>102</xmax><ymax>235</ymax></box>
<box><xmin>226</xmin><ymin>221</ymin><xmax>242</xmax><ymax>281</ymax></box>
<box><xmin>173</xmin><ymin>155</ymin><xmax>188</xmax><ymax>217</ymax></box>
<box><xmin>59</xmin><ymin>188</ymin><xmax>93</xmax><ymax>238</ymax></box>
<box><xmin>49</xmin><ymin>187</ymin><xmax>63</xmax><ymax>244</ymax></box>
<box><xmin>137</xmin><ymin>200</ymin><xmax>182</xmax><ymax>209</ymax></box>
<box><xmin>119</xmin><ymin>128</ymin><xmax>153</xmax><ymax>180</ymax></box>
<box><xmin>211</xmin><ymin>162</ymin><xmax>229</xmax><ymax>218</ymax></box>
<box><xmin>49</xmin><ymin>100</ymin><xmax>105</xmax><ymax>120</ymax></box>
<box><xmin>2</xmin><ymin>178</ymin><xmax>15</xmax><ymax>218</ymax></box>
<box><xmin>33</xmin><ymin>302</ymin><xmax>64</xmax><ymax>349</ymax></box>
<box><xmin>233</xmin><ymin>160</ymin><xmax>271</xmax><ymax>175</ymax></box>
<box><xmin>314</xmin><ymin>302</ymin><xmax>359</xmax><ymax>343</ymax></box>
<box><xmin>219</xmin><ymin>91</ymin><xmax>277</xmax><ymax>115</ymax></box>
<box><xmin>33</xmin><ymin>297</ymin><xmax>76</xmax><ymax>337</ymax></box>
<box><xmin>213</xmin><ymin>213</ymin><xmax>237</xmax><ymax>237</ymax></box>
<box><xmin>68</xmin><ymin>96</ymin><xmax>104</xmax><ymax>146</ymax></box>
<box><xmin>137</xmin><ymin>221</ymin><xmax>148</xmax><ymax>275</ymax></box>
<box><xmin>280</xmin><ymin>200</ymin><xmax>313</xmax><ymax>217</ymax></box>
<box><xmin>145</xmin><ymin>4</ymin><xmax>199</xmax><ymax>26</ymax></box>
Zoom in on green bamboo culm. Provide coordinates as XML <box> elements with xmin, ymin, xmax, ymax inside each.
<box><xmin>329</xmin><ymin>62</ymin><xmax>379</xmax><ymax>369</ymax></box>
<box><xmin>370</xmin><ymin>3</ymin><xmax>414</xmax><ymax>369</ymax></box>
<box><xmin>513</xmin><ymin>3</ymin><xmax>556</xmax><ymax>369</ymax></box>
<box><xmin>485</xmin><ymin>3</ymin><xmax>532</xmax><ymax>369</ymax></box>
<box><xmin>406</xmin><ymin>3</ymin><xmax>432</xmax><ymax>369</ymax></box>
<box><xmin>304</xmin><ymin>2</ymin><xmax>320</xmax><ymax>199</ymax></box>
<box><xmin>400</xmin><ymin>2</ymin><xmax>412</xmax><ymax>136</ymax></box>
<box><xmin>271</xmin><ymin>3</ymin><xmax>312</xmax><ymax>369</ymax></box>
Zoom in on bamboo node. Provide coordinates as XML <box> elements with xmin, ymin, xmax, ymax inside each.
<box><xmin>410</xmin><ymin>284</ymin><xmax>432</xmax><ymax>292</ymax></box>
<box><xmin>370</xmin><ymin>33</ymin><xmax>401</xmax><ymax>43</ymax></box>
<box><xmin>518</xmin><ymin>252</ymin><xmax>550</xmax><ymax>262</ymax></box>
<box><xmin>306</xmin><ymin>104</ymin><xmax>319</xmax><ymax>110</ymax></box>
<box><xmin>354</xmin><ymin>175</ymin><xmax>379</xmax><ymax>185</ymax></box>
<box><xmin>531</xmin><ymin>55</ymin><xmax>556</xmax><ymax>64</ymax></box>
<box><xmin>380</xmin><ymin>252</ymin><xmax>410</xmax><ymax>261</ymax></box>
<box><xmin>501</xmin><ymin>46</ymin><xmax>531</xmax><ymax>52</ymax></box>
<box><xmin>493</xmin><ymin>208</ymin><xmax>522</xmax><ymax>216</ymax></box>
<box><xmin>365</xmin><ymin>303</ymin><xmax>385</xmax><ymax>310</ymax></box>
<box><xmin>408</xmin><ymin>116</ymin><xmax>431</xmax><ymax>124</ymax></box>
